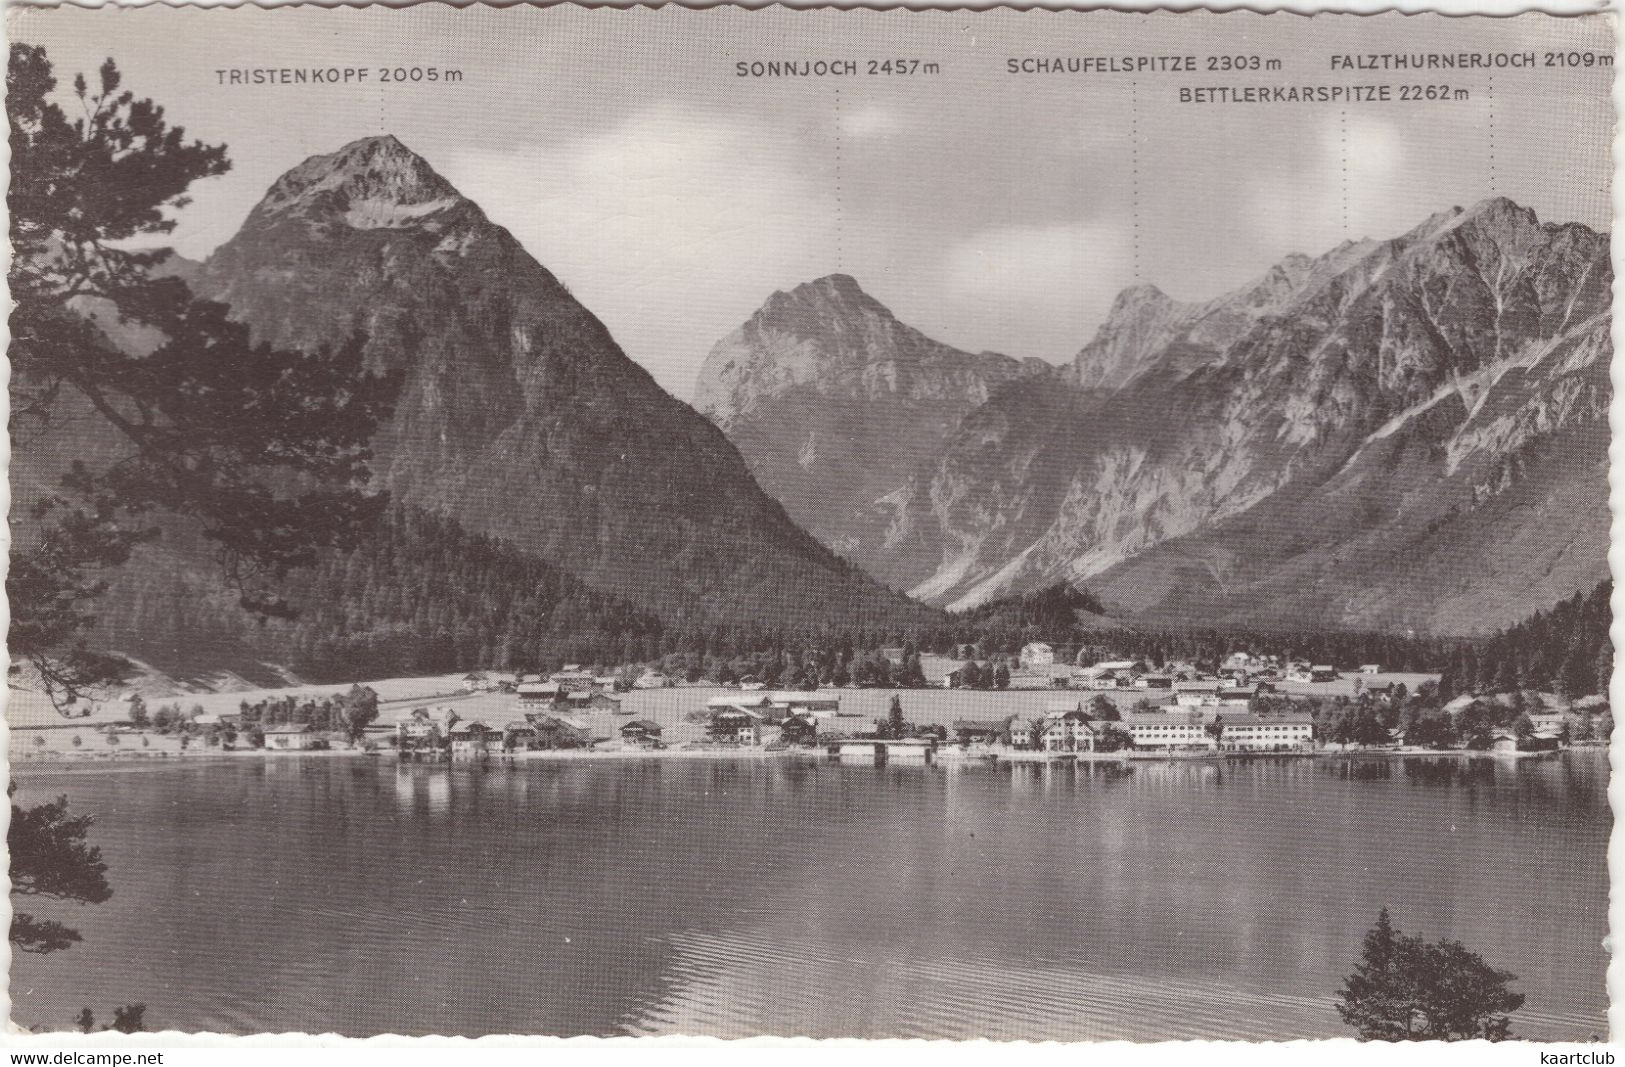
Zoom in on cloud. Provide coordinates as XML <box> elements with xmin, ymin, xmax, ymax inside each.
<box><xmin>937</xmin><ymin>221</ymin><xmax>1132</xmax><ymax>359</ymax></box>
<box><xmin>441</xmin><ymin>105</ymin><xmax>836</xmax><ymax>399</ymax></box>
<box><xmin>1249</xmin><ymin>116</ymin><xmax>1408</xmax><ymax>255</ymax></box>
<box><xmin>839</xmin><ymin>105</ymin><xmax>902</xmax><ymax>140</ymax></box>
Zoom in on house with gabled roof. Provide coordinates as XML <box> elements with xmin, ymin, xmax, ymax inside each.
<box><xmin>448</xmin><ymin>720</ymin><xmax>498</xmax><ymax>757</ymax></box>
<box><xmin>620</xmin><ymin>720</ymin><xmax>664</xmax><ymax>747</ymax></box>
<box><xmin>708</xmin><ymin>707</ymin><xmax>764</xmax><ymax>746</ymax></box>
<box><xmin>264</xmin><ymin>722</ymin><xmax>317</xmax><ymax>750</ymax></box>
<box><xmin>778</xmin><ymin>712</ymin><xmax>819</xmax><ymax>747</ymax></box>
<box><xmin>398</xmin><ymin>706</ymin><xmax>459</xmax><ymax>751</ymax></box>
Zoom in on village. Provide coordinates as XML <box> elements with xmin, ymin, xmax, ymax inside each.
<box><xmin>11</xmin><ymin>642</ymin><xmax>1600</xmax><ymax>767</ymax></box>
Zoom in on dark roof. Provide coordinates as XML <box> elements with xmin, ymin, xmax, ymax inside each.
<box><xmin>952</xmin><ymin>719</ymin><xmax>1005</xmax><ymax>731</ymax></box>
<box><xmin>621</xmin><ymin>720</ymin><xmax>662</xmax><ymax>732</ymax></box>
<box><xmin>1215</xmin><ymin>714</ymin><xmax>1314</xmax><ymax>727</ymax></box>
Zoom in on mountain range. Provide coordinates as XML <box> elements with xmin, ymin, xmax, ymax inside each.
<box><xmin>699</xmin><ymin>199</ymin><xmax>1611</xmax><ymax>634</ymax></box>
<box><xmin>171</xmin><ymin>135</ymin><xmax>929</xmax><ymax>630</ymax></box>
<box><xmin>694</xmin><ymin>274</ymin><xmax>1053</xmax><ymax>561</ymax></box>
<box><xmin>15</xmin><ymin>133</ymin><xmax>1608</xmax><ymax>666</ymax></box>
<box><xmin>11</xmin><ymin>135</ymin><xmax>937</xmax><ymax>681</ymax></box>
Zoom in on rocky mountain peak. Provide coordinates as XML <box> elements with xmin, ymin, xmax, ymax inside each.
<box><xmin>1108</xmin><ymin>282</ymin><xmax>1176</xmax><ymax>312</ymax></box>
<box><xmin>1459</xmin><ymin>195</ymin><xmax>1536</xmax><ymax>226</ymax></box>
<box><xmin>756</xmin><ymin>273</ymin><xmax>891</xmax><ymax>326</ymax></box>
<box><xmin>253</xmin><ymin>134</ymin><xmax>468</xmax><ymax>229</ymax></box>
<box><xmin>698</xmin><ymin>271</ymin><xmax>1035</xmax><ymax>426</ymax></box>
<box><xmin>1398</xmin><ymin>199</ymin><xmax>1543</xmax><ymax>248</ymax></box>
<box><xmin>186</xmin><ymin>136</ymin><xmax>922</xmax><ymax>630</ymax></box>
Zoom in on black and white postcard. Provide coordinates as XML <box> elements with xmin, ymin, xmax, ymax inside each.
<box><xmin>4</xmin><ymin>3</ymin><xmax>1614</xmax><ymax>1048</ymax></box>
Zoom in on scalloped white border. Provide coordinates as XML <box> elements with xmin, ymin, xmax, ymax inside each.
<box><xmin>0</xmin><ymin>0</ymin><xmax>1616</xmax><ymax>1059</ymax></box>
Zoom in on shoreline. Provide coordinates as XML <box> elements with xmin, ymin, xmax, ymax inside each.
<box><xmin>11</xmin><ymin>743</ymin><xmax>1580</xmax><ymax>773</ymax></box>
<box><xmin>9</xmin><ymin>748</ymin><xmax>382</xmax><ymax>771</ymax></box>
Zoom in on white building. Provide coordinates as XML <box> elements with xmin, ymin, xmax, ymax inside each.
<box><xmin>264</xmin><ymin>723</ymin><xmax>317</xmax><ymax>750</ymax></box>
<box><xmin>1122</xmin><ymin>713</ymin><xmax>1214</xmax><ymax>751</ymax></box>
<box><xmin>1020</xmin><ymin>642</ymin><xmax>1056</xmax><ymax>668</ymax></box>
<box><xmin>397</xmin><ymin>707</ymin><xmax>458</xmax><ymax>749</ymax></box>
<box><xmin>449</xmin><ymin>721</ymin><xmax>498</xmax><ymax>757</ymax></box>
<box><xmin>707</xmin><ymin>692</ymin><xmax>841</xmax><ymax>721</ymax></box>
<box><xmin>1039</xmin><ymin>705</ymin><xmax>1096</xmax><ymax>752</ymax></box>
<box><xmin>767</xmin><ymin>691</ymin><xmax>841</xmax><ymax>716</ymax></box>
<box><xmin>549</xmin><ymin>668</ymin><xmax>597</xmax><ymax>692</ymax></box>
<box><xmin>1008</xmin><ymin>720</ymin><xmax>1036</xmax><ymax>749</ymax></box>
<box><xmin>709</xmin><ymin>707</ymin><xmax>764</xmax><ymax>746</ymax></box>
<box><xmin>1215</xmin><ymin>714</ymin><xmax>1314</xmax><ymax>751</ymax></box>
<box><xmin>1074</xmin><ymin>666</ymin><xmax>1112</xmax><ymax>689</ymax></box>
<box><xmin>517</xmin><ymin>682</ymin><xmax>563</xmax><ymax>709</ymax></box>
<box><xmin>1173</xmin><ymin>680</ymin><xmax>1222</xmax><ymax>707</ymax></box>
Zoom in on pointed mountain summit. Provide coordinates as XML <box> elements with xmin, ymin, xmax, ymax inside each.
<box><xmin>187</xmin><ymin>137</ymin><xmax>929</xmax><ymax>628</ymax></box>
<box><xmin>250</xmin><ymin>135</ymin><xmax>469</xmax><ymax>231</ymax></box>
<box><xmin>820</xmin><ymin>199</ymin><xmax>1609</xmax><ymax>631</ymax></box>
<box><xmin>696</xmin><ymin>273</ymin><xmax>1039</xmax><ymax>427</ymax></box>
<box><xmin>695</xmin><ymin>274</ymin><xmax>1054</xmax><ymax>574</ymax></box>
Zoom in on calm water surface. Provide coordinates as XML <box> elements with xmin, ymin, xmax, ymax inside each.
<box><xmin>11</xmin><ymin>751</ymin><xmax>1609</xmax><ymax>1040</ymax></box>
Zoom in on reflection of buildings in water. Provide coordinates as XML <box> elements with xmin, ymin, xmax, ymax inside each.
<box><xmin>394</xmin><ymin>764</ymin><xmax>419</xmax><ymax>813</ymax></box>
<box><xmin>426</xmin><ymin>771</ymin><xmax>451</xmax><ymax>816</ymax></box>
<box><xmin>474</xmin><ymin>764</ymin><xmax>511</xmax><ymax>800</ymax></box>
<box><xmin>554</xmin><ymin>764</ymin><xmax>606</xmax><ymax>806</ymax></box>
<box><xmin>1076</xmin><ymin>760</ymin><xmax>1134</xmax><ymax>786</ymax></box>
<box><xmin>1398</xmin><ymin>755</ymin><xmax>1498</xmax><ymax>788</ymax></box>
<box><xmin>939</xmin><ymin>757</ymin><xmax>1003</xmax><ymax>831</ymax></box>
<box><xmin>1007</xmin><ymin>763</ymin><xmax>1039</xmax><ymax>796</ymax></box>
<box><xmin>940</xmin><ymin>756</ymin><xmax>1002</xmax><ymax>795</ymax></box>
<box><xmin>1132</xmin><ymin>760</ymin><xmax>1220</xmax><ymax>796</ymax></box>
<box><xmin>1326</xmin><ymin>757</ymin><xmax>1394</xmax><ymax>783</ymax></box>
<box><xmin>766</xmin><ymin>758</ymin><xmax>818</xmax><ymax>797</ymax></box>
<box><xmin>1039</xmin><ymin>759</ymin><xmax>1080</xmax><ymax>799</ymax></box>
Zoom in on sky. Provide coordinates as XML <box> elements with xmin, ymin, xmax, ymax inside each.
<box><xmin>10</xmin><ymin>6</ymin><xmax>1613</xmax><ymax>400</ymax></box>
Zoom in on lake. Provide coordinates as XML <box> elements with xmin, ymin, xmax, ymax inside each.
<box><xmin>10</xmin><ymin>750</ymin><xmax>1609</xmax><ymax>1040</ymax></box>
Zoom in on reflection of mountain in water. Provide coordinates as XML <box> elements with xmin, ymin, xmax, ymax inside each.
<box><xmin>13</xmin><ymin>755</ymin><xmax>1605</xmax><ymax>1040</ymax></box>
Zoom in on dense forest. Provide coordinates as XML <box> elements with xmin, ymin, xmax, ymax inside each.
<box><xmin>86</xmin><ymin>496</ymin><xmax>1613</xmax><ymax>703</ymax></box>
<box><xmin>1432</xmin><ymin>580</ymin><xmax>1612</xmax><ymax>701</ymax></box>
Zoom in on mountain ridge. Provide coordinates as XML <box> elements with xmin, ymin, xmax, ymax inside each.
<box><xmin>694</xmin><ymin>272</ymin><xmax>1057</xmax><ymax>564</ymax></box>
<box><xmin>165</xmin><ymin>135</ymin><xmax>937</xmax><ymax>631</ymax></box>
<box><xmin>704</xmin><ymin>196</ymin><xmax>1611</xmax><ymax>634</ymax></box>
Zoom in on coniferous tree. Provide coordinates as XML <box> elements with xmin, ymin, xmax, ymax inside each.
<box><xmin>886</xmin><ymin>695</ymin><xmax>905</xmax><ymax>739</ymax></box>
<box><xmin>8</xmin><ymin>46</ymin><xmax>396</xmax><ymax>709</ymax></box>
<box><xmin>8</xmin><ymin>785</ymin><xmax>112</xmax><ymax>955</ymax></box>
<box><xmin>1336</xmin><ymin>908</ymin><xmax>1524</xmax><ymax>1041</ymax></box>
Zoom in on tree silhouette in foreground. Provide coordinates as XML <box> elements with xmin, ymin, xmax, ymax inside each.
<box><xmin>11</xmin><ymin>783</ymin><xmax>149</xmax><ymax>1031</ymax></box>
<box><xmin>8</xmin><ymin>44</ymin><xmax>396</xmax><ymax>710</ymax></box>
<box><xmin>1336</xmin><ymin>908</ymin><xmax>1524</xmax><ymax>1041</ymax></box>
<box><xmin>8</xmin><ymin>784</ymin><xmax>111</xmax><ymax>954</ymax></box>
